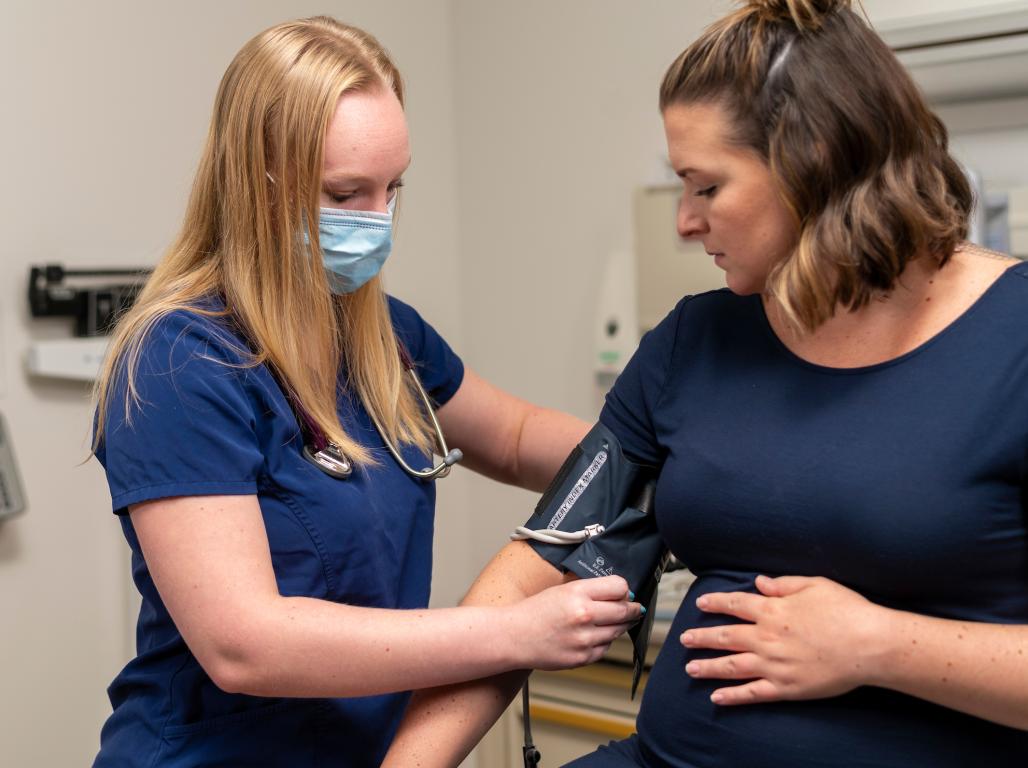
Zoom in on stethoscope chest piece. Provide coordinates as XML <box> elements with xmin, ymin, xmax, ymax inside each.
<box><xmin>303</xmin><ymin>443</ymin><xmax>353</xmax><ymax>479</ymax></box>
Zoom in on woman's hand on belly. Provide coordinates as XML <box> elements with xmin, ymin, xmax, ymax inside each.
<box><xmin>680</xmin><ymin>574</ymin><xmax>890</xmax><ymax>705</ymax></box>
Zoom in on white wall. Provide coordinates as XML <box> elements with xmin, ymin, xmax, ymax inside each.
<box><xmin>0</xmin><ymin>1</ymin><xmax>465</xmax><ymax>765</ymax></box>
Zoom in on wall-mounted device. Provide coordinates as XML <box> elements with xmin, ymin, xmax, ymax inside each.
<box><xmin>592</xmin><ymin>186</ymin><xmax>727</xmax><ymax>406</ymax></box>
<box><xmin>1010</xmin><ymin>187</ymin><xmax>1028</xmax><ymax>257</ymax></box>
<box><xmin>593</xmin><ymin>249</ymin><xmax>637</xmax><ymax>403</ymax></box>
<box><xmin>28</xmin><ymin>264</ymin><xmax>150</xmax><ymax>337</ymax></box>
<box><xmin>0</xmin><ymin>413</ymin><xmax>26</xmax><ymax>522</ymax></box>
<box><xmin>26</xmin><ymin>264</ymin><xmax>150</xmax><ymax>382</ymax></box>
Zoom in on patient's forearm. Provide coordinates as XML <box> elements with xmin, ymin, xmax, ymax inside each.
<box><xmin>387</xmin><ymin>672</ymin><xmax>528</xmax><ymax>767</ymax></box>
<box><xmin>383</xmin><ymin>542</ymin><xmax>567</xmax><ymax>767</ymax></box>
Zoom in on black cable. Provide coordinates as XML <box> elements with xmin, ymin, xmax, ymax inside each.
<box><xmin>522</xmin><ymin>678</ymin><xmax>541</xmax><ymax>767</ymax></box>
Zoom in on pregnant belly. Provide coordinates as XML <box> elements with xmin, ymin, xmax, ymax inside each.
<box><xmin>633</xmin><ymin>570</ymin><xmax>1028</xmax><ymax>768</ymax></box>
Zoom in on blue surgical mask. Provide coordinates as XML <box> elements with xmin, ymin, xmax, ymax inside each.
<box><xmin>317</xmin><ymin>196</ymin><xmax>395</xmax><ymax>294</ymax></box>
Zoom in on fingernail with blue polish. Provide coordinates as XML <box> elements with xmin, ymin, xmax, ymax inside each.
<box><xmin>628</xmin><ymin>591</ymin><xmax>636</xmax><ymax>601</ymax></box>
<box><xmin>640</xmin><ymin>605</ymin><xmax>647</xmax><ymax>615</ymax></box>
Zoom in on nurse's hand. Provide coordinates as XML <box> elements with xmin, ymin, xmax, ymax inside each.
<box><xmin>680</xmin><ymin>575</ymin><xmax>893</xmax><ymax>704</ymax></box>
<box><xmin>511</xmin><ymin>575</ymin><xmax>641</xmax><ymax>671</ymax></box>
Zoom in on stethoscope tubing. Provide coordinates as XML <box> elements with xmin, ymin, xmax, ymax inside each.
<box><xmin>301</xmin><ymin>348</ymin><xmax>461</xmax><ymax>482</ymax></box>
<box><xmin>366</xmin><ymin>364</ymin><xmax>462</xmax><ymax>480</ymax></box>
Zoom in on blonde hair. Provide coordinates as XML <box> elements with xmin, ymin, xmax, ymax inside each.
<box><xmin>660</xmin><ymin>0</ymin><xmax>973</xmax><ymax>331</ymax></box>
<box><xmin>93</xmin><ymin>16</ymin><xmax>433</xmax><ymax>464</ymax></box>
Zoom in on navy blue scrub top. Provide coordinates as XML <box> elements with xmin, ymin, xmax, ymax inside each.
<box><xmin>92</xmin><ymin>295</ymin><xmax>464</xmax><ymax>768</ymax></box>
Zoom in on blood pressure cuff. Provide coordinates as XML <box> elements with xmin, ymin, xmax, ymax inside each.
<box><xmin>523</xmin><ymin>421</ymin><xmax>668</xmax><ymax>696</ymax></box>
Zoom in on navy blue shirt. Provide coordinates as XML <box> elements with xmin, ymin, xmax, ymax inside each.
<box><xmin>93</xmin><ymin>296</ymin><xmax>464</xmax><ymax>768</ymax></box>
<box><xmin>599</xmin><ymin>262</ymin><xmax>1028</xmax><ymax>767</ymax></box>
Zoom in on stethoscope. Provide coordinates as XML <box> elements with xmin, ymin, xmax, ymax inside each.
<box><xmin>290</xmin><ymin>344</ymin><xmax>463</xmax><ymax>481</ymax></box>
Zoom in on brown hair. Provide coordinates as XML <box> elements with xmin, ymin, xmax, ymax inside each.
<box><xmin>660</xmin><ymin>0</ymin><xmax>973</xmax><ymax>330</ymax></box>
<box><xmin>94</xmin><ymin>16</ymin><xmax>433</xmax><ymax>464</ymax></box>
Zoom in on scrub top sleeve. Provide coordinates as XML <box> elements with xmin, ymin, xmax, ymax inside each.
<box><xmin>599</xmin><ymin>297</ymin><xmax>691</xmax><ymax>466</ymax></box>
<box><xmin>98</xmin><ymin>311</ymin><xmax>264</xmax><ymax>513</ymax></box>
<box><xmin>387</xmin><ymin>295</ymin><xmax>465</xmax><ymax>406</ymax></box>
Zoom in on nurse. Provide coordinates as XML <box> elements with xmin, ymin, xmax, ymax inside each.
<box><xmin>90</xmin><ymin>16</ymin><xmax>640</xmax><ymax>768</ymax></box>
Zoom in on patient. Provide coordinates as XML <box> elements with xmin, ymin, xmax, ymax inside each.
<box><xmin>384</xmin><ymin>0</ymin><xmax>1028</xmax><ymax>765</ymax></box>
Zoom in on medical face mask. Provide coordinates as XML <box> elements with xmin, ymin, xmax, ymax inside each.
<box><xmin>316</xmin><ymin>196</ymin><xmax>395</xmax><ymax>294</ymax></box>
